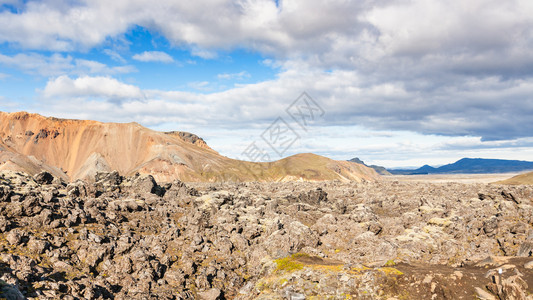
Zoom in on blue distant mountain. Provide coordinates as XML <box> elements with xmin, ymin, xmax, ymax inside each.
<box><xmin>389</xmin><ymin>158</ymin><xmax>533</xmax><ymax>175</ymax></box>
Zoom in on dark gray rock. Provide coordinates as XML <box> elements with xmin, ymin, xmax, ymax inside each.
<box><xmin>33</xmin><ymin>171</ymin><xmax>54</xmax><ymax>185</ymax></box>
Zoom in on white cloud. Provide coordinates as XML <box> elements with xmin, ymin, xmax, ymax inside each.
<box><xmin>190</xmin><ymin>48</ymin><xmax>218</xmax><ymax>59</ymax></box>
<box><xmin>0</xmin><ymin>0</ymin><xmax>22</xmax><ymax>6</ymax></box>
<box><xmin>0</xmin><ymin>96</ymin><xmax>20</xmax><ymax>110</ymax></box>
<box><xmin>103</xmin><ymin>49</ymin><xmax>126</xmax><ymax>63</ymax></box>
<box><xmin>37</xmin><ymin>66</ymin><xmax>533</xmax><ymax>141</ymax></box>
<box><xmin>217</xmin><ymin>71</ymin><xmax>250</xmax><ymax>80</ymax></box>
<box><xmin>3</xmin><ymin>0</ymin><xmax>533</xmax><ymax>165</ymax></box>
<box><xmin>364</xmin><ymin>0</ymin><xmax>533</xmax><ymax>56</ymax></box>
<box><xmin>33</xmin><ymin>71</ymin><xmax>533</xmax><ymax>166</ymax></box>
<box><xmin>0</xmin><ymin>52</ymin><xmax>136</xmax><ymax>76</ymax></box>
<box><xmin>1</xmin><ymin>0</ymin><xmax>532</xmax><ymax>75</ymax></box>
<box><xmin>43</xmin><ymin>75</ymin><xmax>144</xmax><ymax>100</ymax></box>
<box><xmin>0</xmin><ymin>52</ymin><xmax>73</xmax><ymax>76</ymax></box>
<box><xmin>74</xmin><ymin>59</ymin><xmax>137</xmax><ymax>75</ymax></box>
<box><xmin>132</xmin><ymin>51</ymin><xmax>174</xmax><ymax>63</ymax></box>
<box><xmin>0</xmin><ymin>72</ymin><xmax>9</xmax><ymax>79</ymax></box>
<box><xmin>0</xmin><ymin>1</ymin><xmax>129</xmax><ymax>51</ymax></box>
<box><xmin>187</xmin><ymin>81</ymin><xmax>212</xmax><ymax>92</ymax></box>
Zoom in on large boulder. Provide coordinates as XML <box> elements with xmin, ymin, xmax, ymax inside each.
<box><xmin>33</xmin><ymin>171</ymin><xmax>54</xmax><ymax>185</ymax></box>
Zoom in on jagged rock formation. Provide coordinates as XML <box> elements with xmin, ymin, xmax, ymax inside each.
<box><xmin>164</xmin><ymin>131</ymin><xmax>214</xmax><ymax>152</ymax></box>
<box><xmin>0</xmin><ymin>112</ymin><xmax>378</xmax><ymax>183</ymax></box>
<box><xmin>0</xmin><ymin>170</ymin><xmax>532</xmax><ymax>299</ymax></box>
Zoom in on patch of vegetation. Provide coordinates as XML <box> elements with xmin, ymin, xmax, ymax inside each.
<box><xmin>378</xmin><ymin>267</ymin><xmax>404</xmax><ymax>276</ymax></box>
<box><xmin>384</xmin><ymin>259</ymin><xmax>396</xmax><ymax>267</ymax></box>
<box><xmin>274</xmin><ymin>253</ymin><xmax>345</xmax><ymax>274</ymax></box>
<box><xmin>349</xmin><ymin>265</ymin><xmax>371</xmax><ymax>274</ymax></box>
<box><xmin>274</xmin><ymin>256</ymin><xmax>304</xmax><ymax>272</ymax></box>
<box><xmin>291</xmin><ymin>253</ymin><xmax>309</xmax><ymax>259</ymax></box>
<box><xmin>312</xmin><ymin>264</ymin><xmax>344</xmax><ymax>272</ymax></box>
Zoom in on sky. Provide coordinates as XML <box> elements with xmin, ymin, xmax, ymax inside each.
<box><xmin>1</xmin><ymin>0</ymin><xmax>533</xmax><ymax>168</ymax></box>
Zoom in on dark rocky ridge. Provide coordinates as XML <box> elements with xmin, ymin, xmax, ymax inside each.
<box><xmin>348</xmin><ymin>158</ymin><xmax>391</xmax><ymax>175</ymax></box>
<box><xmin>0</xmin><ymin>170</ymin><xmax>532</xmax><ymax>299</ymax></box>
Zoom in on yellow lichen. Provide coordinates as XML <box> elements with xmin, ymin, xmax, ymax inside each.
<box><xmin>378</xmin><ymin>267</ymin><xmax>404</xmax><ymax>276</ymax></box>
<box><xmin>274</xmin><ymin>256</ymin><xmax>304</xmax><ymax>272</ymax></box>
<box><xmin>349</xmin><ymin>266</ymin><xmax>371</xmax><ymax>274</ymax></box>
<box><xmin>310</xmin><ymin>264</ymin><xmax>344</xmax><ymax>272</ymax></box>
<box><xmin>291</xmin><ymin>253</ymin><xmax>310</xmax><ymax>258</ymax></box>
<box><xmin>384</xmin><ymin>259</ymin><xmax>396</xmax><ymax>267</ymax></box>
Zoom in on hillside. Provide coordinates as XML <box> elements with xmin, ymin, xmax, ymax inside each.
<box><xmin>496</xmin><ymin>171</ymin><xmax>533</xmax><ymax>185</ymax></box>
<box><xmin>390</xmin><ymin>158</ymin><xmax>533</xmax><ymax>175</ymax></box>
<box><xmin>0</xmin><ymin>111</ymin><xmax>379</xmax><ymax>183</ymax></box>
<box><xmin>348</xmin><ymin>157</ymin><xmax>391</xmax><ymax>175</ymax></box>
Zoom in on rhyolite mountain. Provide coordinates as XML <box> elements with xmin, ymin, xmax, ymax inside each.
<box><xmin>0</xmin><ymin>111</ymin><xmax>379</xmax><ymax>182</ymax></box>
<box><xmin>348</xmin><ymin>157</ymin><xmax>391</xmax><ymax>175</ymax></box>
<box><xmin>390</xmin><ymin>158</ymin><xmax>533</xmax><ymax>175</ymax></box>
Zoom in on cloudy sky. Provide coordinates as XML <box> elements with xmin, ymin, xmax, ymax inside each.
<box><xmin>1</xmin><ymin>0</ymin><xmax>533</xmax><ymax>168</ymax></box>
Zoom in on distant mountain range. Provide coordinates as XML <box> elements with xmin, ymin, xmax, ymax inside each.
<box><xmin>348</xmin><ymin>158</ymin><xmax>391</xmax><ymax>175</ymax></box>
<box><xmin>389</xmin><ymin>158</ymin><xmax>533</xmax><ymax>175</ymax></box>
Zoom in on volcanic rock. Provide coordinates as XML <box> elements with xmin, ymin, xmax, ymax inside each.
<box><xmin>0</xmin><ymin>171</ymin><xmax>531</xmax><ymax>299</ymax></box>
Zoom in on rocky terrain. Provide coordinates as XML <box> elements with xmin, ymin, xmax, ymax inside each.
<box><xmin>0</xmin><ymin>170</ymin><xmax>533</xmax><ymax>299</ymax></box>
<box><xmin>0</xmin><ymin>111</ymin><xmax>378</xmax><ymax>183</ymax></box>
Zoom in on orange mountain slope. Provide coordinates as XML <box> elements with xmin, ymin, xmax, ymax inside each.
<box><xmin>0</xmin><ymin>111</ymin><xmax>379</xmax><ymax>183</ymax></box>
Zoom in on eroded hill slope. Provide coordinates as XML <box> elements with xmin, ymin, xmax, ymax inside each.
<box><xmin>0</xmin><ymin>112</ymin><xmax>378</xmax><ymax>182</ymax></box>
<box><xmin>497</xmin><ymin>172</ymin><xmax>533</xmax><ymax>185</ymax></box>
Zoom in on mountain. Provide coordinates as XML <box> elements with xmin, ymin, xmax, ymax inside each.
<box><xmin>0</xmin><ymin>111</ymin><xmax>379</xmax><ymax>183</ymax></box>
<box><xmin>495</xmin><ymin>172</ymin><xmax>533</xmax><ymax>185</ymax></box>
<box><xmin>390</xmin><ymin>158</ymin><xmax>533</xmax><ymax>175</ymax></box>
<box><xmin>348</xmin><ymin>158</ymin><xmax>391</xmax><ymax>175</ymax></box>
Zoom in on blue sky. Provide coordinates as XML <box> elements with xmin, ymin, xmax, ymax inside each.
<box><xmin>1</xmin><ymin>0</ymin><xmax>533</xmax><ymax>168</ymax></box>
